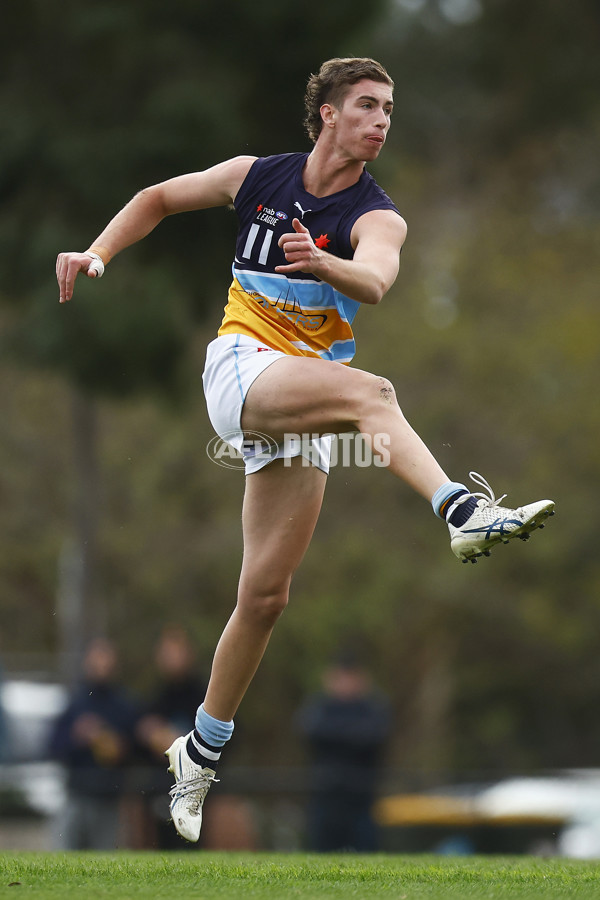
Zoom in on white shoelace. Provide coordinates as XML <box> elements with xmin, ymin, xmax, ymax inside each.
<box><xmin>170</xmin><ymin>772</ymin><xmax>218</xmax><ymax>815</ymax></box>
<box><xmin>466</xmin><ymin>471</ymin><xmax>507</xmax><ymax>507</ymax></box>
<box><xmin>450</xmin><ymin>471</ymin><xmax>508</xmax><ymax>518</ymax></box>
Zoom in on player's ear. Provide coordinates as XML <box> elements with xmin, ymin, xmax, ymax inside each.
<box><xmin>320</xmin><ymin>103</ymin><xmax>337</xmax><ymax>129</ymax></box>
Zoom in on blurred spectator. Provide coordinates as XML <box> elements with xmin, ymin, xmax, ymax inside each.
<box><xmin>0</xmin><ymin>658</ymin><xmax>8</xmax><ymax>762</ymax></box>
<box><xmin>296</xmin><ymin>652</ymin><xmax>392</xmax><ymax>852</ymax></box>
<box><xmin>137</xmin><ymin>625</ymin><xmax>207</xmax><ymax>757</ymax></box>
<box><xmin>49</xmin><ymin>637</ymin><xmax>141</xmax><ymax>849</ymax></box>
<box><xmin>136</xmin><ymin>625</ymin><xmax>208</xmax><ymax>848</ymax></box>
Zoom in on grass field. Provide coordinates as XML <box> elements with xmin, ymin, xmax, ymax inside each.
<box><xmin>1</xmin><ymin>852</ymin><xmax>600</xmax><ymax>899</ymax></box>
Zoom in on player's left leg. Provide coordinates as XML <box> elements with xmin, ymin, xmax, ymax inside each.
<box><xmin>167</xmin><ymin>456</ymin><xmax>327</xmax><ymax>841</ymax></box>
<box><xmin>204</xmin><ymin>456</ymin><xmax>327</xmax><ymax>720</ymax></box>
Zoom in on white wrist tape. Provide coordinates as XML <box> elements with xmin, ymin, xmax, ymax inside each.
<box><xmin>87</xmin><ymin>252</ymin><xmax>105</xmax><ymax>278</ymax></box>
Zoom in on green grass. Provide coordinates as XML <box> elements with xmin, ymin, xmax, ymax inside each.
<box><xmin>1</xmin><ymin>852</ymin><xmax>600</xmax><ymax>899</ymax></box>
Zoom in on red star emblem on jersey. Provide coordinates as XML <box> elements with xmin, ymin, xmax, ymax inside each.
<box><xmin>256</xmin><ymin>204</ymin><xmax>263</xmax><ymax>212</ymax></box>
<box><xmin>314</xmin><ymin>233</ymin><xmax>330</xmax><ymax>249</ymax></box>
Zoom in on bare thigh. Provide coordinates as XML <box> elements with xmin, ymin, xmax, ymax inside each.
<box><xmin>241</xmin><ymin>356</ymin><xmax>383</xmax><ymax>441</ymax></box>
<box><xmin>239</xmin><ymin>455</ymin><xmax>328</xmax><ymax>598</ymax></box>
<box><xmin>240</xmin><ymin>355</ymin><xmax>449</xmax><ymax>502</ymax></box>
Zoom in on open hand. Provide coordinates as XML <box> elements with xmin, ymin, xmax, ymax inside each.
<box><xmin>56</xmin><ymin>251</ymin><xmax>102</xmax><ymax>303</ymax></box>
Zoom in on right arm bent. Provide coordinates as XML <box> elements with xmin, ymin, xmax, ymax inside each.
<box><xmin>56</xmin><ymin>155</ymin><xmax>256</xmax><ymax>303</ymax></box>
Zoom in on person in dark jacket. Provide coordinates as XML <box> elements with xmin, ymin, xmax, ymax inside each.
<box><xmin>49</xmin><ymin>637</ymin><xmax>140</xmax><ymax>849</ymax></box>
<box><xmin>297</xmin><ymin>653</ymin><xmax>392</xmax><ymax>852</ymax></box>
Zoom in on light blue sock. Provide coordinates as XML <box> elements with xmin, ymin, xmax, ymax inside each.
<box><xmin>195</xmin><ymin>704</ymin><xmax>234</xmax><ymax>747</ymax></box>
<box><xmin>431</xmin><ymin>481</ymin><xmax>468</xmax><ymax>519</ymax></box>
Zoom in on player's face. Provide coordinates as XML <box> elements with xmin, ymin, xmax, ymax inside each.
<box><xmin>330</xmin><ymin>79</ymin><xmax>393</xmax><ymax>161</ymax></box>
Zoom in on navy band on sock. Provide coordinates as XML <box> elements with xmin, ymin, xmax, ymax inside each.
<box><xmin>431</xmin><ymin>482</ymin><xmax>468</xmax><ymax>519</ymax></box>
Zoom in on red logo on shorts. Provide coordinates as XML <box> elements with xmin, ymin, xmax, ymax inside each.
<box><xmin>256</xmin><ymin>347</ymin><xmax>272</xmax><ymax>352</ymax></box>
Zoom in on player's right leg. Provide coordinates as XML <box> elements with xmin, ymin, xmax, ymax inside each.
<box><xmin>241</xmin><ymin>355</ymin><xmax>555</xmax><ymax>562</ymax></box>
<box><xmin>242</xmin><ymin>355</ymin><xmax>449</xmax><ymax>502</ymax></box>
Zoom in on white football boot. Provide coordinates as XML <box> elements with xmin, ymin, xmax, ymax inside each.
<box><xmin>448</xmin><ymin>471</ymin><xmax>555</xmax><ymax>564</ymax></box>
<box><xmin>166</xmin><ymin>733</ymin><xmax>218</xmax><ymax>842</ymax></box>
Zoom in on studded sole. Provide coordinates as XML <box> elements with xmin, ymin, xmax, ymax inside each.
<box><xmin>458</xmin><ymin>505</ymin><xmax>555</xmax><ymax>564</ymax></box>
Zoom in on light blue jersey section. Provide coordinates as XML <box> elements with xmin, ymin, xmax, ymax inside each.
<box><xmin>233</xmin><ymin>265</ymin><xmax>361</xmax><ymax>323</ymax></box>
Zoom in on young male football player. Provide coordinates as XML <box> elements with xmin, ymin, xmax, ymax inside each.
<box><xmin>56</xmin><ymin>58</ymin><xmax>554</xmax><ymax>841</ymax></box>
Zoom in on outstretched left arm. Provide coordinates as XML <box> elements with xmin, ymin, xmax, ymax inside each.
<box><xmin>275</xmin><ymin>209</ymin><xmax>407</xmax><ymax>305</ymax></box>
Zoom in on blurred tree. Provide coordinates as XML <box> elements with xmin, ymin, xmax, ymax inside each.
<box><xmin>376</xmin><ymin>0</ymin><xmax>600</xmax><ymax>169</ymax></box>
<box><xmin>1</xmin><ymin>0</ymin><xmax>385</xmax><ymax>394</ymax></box>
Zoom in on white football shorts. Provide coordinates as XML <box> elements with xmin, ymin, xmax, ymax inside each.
<box><xmin>202</xmin><ymin>333</ymin><xmax>332</xmax><ymax>475</ymax></box>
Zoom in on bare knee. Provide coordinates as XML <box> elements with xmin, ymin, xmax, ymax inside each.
<box><xmin>374</xmin><ymin>375</ymin><xmax>398</xmax><ymax>407</ymax></box>
<box><xmin>352</xmin><ymin>373</ymin><xmax>401</xmax><ymax>427</ymax></box>
<box><xmin>237</xmin><ymin>585</ymin><xmax>289</xmax><ymax>628</ymax></box>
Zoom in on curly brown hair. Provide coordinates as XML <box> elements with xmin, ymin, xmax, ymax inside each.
<box><xmin>303</xmin><ymin>57</ymin><xmax>394</xmax><ymax>143</ymax></box>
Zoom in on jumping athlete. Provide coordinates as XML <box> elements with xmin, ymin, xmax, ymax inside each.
<box><xmin>56</xmin><ymin>58</ymin><xmax>555</xmax><ymax>842</ymax></box>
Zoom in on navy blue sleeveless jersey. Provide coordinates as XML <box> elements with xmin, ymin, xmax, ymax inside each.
<box><xmin>218</xmin><ymin>152</ymin><xmax>401</xmax><ymax>363</ymax></box>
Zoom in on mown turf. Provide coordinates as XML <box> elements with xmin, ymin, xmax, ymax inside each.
<box><xmin>1</xmin><ymin>852</ymin><xmax>600</xmax><ymax>899</ymax></box>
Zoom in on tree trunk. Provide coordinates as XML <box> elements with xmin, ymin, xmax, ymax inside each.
<box><xmin>57</xmin><ymin>389</ymin><xmax>102</xmax><ymax>685</ymax></box>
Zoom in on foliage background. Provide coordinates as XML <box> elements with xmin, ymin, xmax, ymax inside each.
<box><xmin>1</xmin><ymin>0</ymin><xmax>599</xmax><ymax>777</ymax></box>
